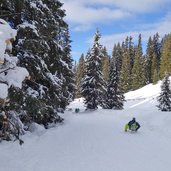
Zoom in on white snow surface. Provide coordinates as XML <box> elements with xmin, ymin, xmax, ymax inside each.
<box><xmin>1</xmin><ymin>81</ymin><xmax>171</xmax><ymax>171</ymax></box>
<box><xmin>0</xmin><ymin>83</ymin><xmax>8</xmax><ymax>98</ymax></box>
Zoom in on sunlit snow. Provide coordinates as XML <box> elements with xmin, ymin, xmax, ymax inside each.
<box><xmin>0</xmin><ymin>80</ymin><xmax>171</xmax><ymax>171</ymax></box>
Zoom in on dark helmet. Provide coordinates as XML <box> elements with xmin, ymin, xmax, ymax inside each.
<box><xmin>132</xmin><ymin>117</ymin><xmax>136</xmax><ymax>121</ymax></box>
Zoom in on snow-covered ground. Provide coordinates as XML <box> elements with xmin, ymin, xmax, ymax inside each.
<box><xmin>0</xmin><ymin>81</ymin><xmax>171</xmax><ymax>171</ymax></box>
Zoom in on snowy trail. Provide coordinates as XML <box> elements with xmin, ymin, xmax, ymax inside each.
<box><xmin>59</xmin><ymin>110</ymin><xmax>171</xmax><ymax>171</ymax></box>
<box><xmin>1</xmin><ymin>98</ymin><xmax>171</xmax><ymax>171</ymax></box>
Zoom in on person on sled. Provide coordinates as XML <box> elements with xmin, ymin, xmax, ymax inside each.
<box><xmin>75</xmin><ymin>108</ymin><xmax>80</xmax><ymax>113</ymax></box>
<box><xmin>125</xmin><ymin>117</ymin><xmax>140</xmax><ymax>132</ymax></box>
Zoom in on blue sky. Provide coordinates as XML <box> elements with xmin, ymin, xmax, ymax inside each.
<box><xmin>61</xmin><ymin>0</ymin><xmax>171</xmax><ymax>61</ymax></box>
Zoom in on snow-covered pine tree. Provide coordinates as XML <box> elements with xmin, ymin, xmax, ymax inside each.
<box><xmin>157</xmin><ymin>74</ymin><xmax>171</xmax><ymax>111</ymax></box>
<box><xmin>103</xmin><ymin>58</ymin><xmax>125</xmax><ymax>109</ymax></box>
<box><xmin>58</xmin><ymin>27</ymin><xmax>75</xmax><ymax>109</ymax></box>
<box><xmin>75</xmin><ymin>54</ymin><xmax>85</xmax><ymax>98</ymax></box>
<box><xmin>1</xmin><ymin>0</ymin><xmax>74</xmax><ymax>127</ymax></box>
<box><xmin>81</xmin><ymin>30</ymin><xmax>106</xmax><ymax>110</ymax></box>
<box><xmin>0</xmin><ymin>18</ymin><xmax>28</xmax><ymax>143</ymax></box>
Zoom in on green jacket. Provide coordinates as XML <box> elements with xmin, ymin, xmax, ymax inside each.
<box><xmin>125</xmin><ymin>122</ymin><xmax>140</xmax><ymax>132</ymax></box>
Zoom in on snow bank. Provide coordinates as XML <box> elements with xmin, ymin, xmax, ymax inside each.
<box><xmin>125</xmin><ymin>81</ymin><xmax>162</xmax><ymax>100</ymax></box>
<box><xmin>28</xmin><ymin>122</ymin><xmax>45</xmax><ymax>134</ymax></box>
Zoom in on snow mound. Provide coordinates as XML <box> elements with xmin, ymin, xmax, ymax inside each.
<box><xmin>28</xmin><ymin>122</ymin><xmax>45</xmax><ymax>134</ymax></box>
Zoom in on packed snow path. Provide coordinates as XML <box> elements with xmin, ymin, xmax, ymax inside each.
<box><xmin>1</xmin><ymin>82</ymin><xmax>171</xmax><ymax>171</ymax></box>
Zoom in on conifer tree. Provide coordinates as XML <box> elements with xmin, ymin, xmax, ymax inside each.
<box><xmin>128</xmin><ymin>36</ymin><xmax>135</xmax><ymax>73</ymax></box>
<box><xmin>120</xmin><ymin>38</ymin><xmax>131</xmax><ymax>92</ymax></box>
<box><xmin>150</xmin><ymin>33</ymin><xmax>161</xmax><ymax>84</ymax></box>
<box><xmin>153</xmin><ymin>33</ymin><xmax>161</xmax><ymax>74</ymax></box>
<box><xmin>160</xmin><ymin>34</ymin><xmax>171</xmax><ymax>79</ymax></box>
<box><xmin>131</xmin><ymin>34</ymin><xmax>144</xmax><ymax>90</ymax></box>
<box><xmin>101</xmin><ymin>47</ymin><xmax>110</xmax><ymax>82</ymax></box>
<box><xmin>104</xmin><ymin>59</ymin><xmax>125</xmax><ymax>109</ymax></box>
<box><xmin>145</xmin><ymin>36</ymin><xmax>153</xmax><ymax>84</ymax></box>
<box><xmin>59</xmin><ymin>27</ymin><xmax>75</xmax><ymax>108</ymax></box>
<box><xmin>157</xmin><ymin>74</ymin><xmax>171</xmax><ymax>111</ymax></box>
<box><xmin>75</xmin><ymin>54</ymin><xmax>85</xmax><ymax>98</ymax></box>
<box><xmin>112</xmin><ymin>43</ymin><xmax>123</xmax><ymax>73</ymax></box>
<box><xmin>151</xmin><ymin>53</ymin><xmax>159</xmax><ymax>84</ymax></box>
<box><xmin>81</xmin><ymin>30</ymin><xmax>106</xmax><ymax>110</ymax></box>
<box><xmin>2</xmin><ymin>0</ymin><xmax>74</xmax><ymax>126</ymax></box>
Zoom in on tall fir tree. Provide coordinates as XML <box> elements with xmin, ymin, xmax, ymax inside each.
<box><xmin>131</xmin><ymin>34</ymin><xmax>144</xmax><ymax>90</ymax></box>
<box><xmin>104</xmin><ymin>59</ymin><xmax>125</xmax><ymax>109</ymax></box>
<box><xmin>112</xmin><ymin>43</ymin><xmax>123</xmax><ymax>73</ymax></box>
<box><xmin>153</xmin><ymin>33</ymin><xmax>161</xmax><ymax>74</ymax></box>
<box><xmin>157</xmin><ymin>74</ymin><xmax>171</xmax><ymax>111</ymax></box>
<box><xmin>101</xmin><ymin>47</ymin><xmax>110</xmax><ymax>82</ymax></box>
<box><xmin>59</xmin><ymin>27</ymin><xmax>75</xmax><ymax>108</ymax></box>
<box><xmin>150</xmin><ymin>33</ymin><xmax>161</xmax><ymax>83</ymax></box>
<box><xmin>151</xmin><ymin>53</ymin><xmax>159</xmax><ymax>84</ymax></box>
<box><xmin>81</xmin><ymin>30</ymin><xmax>106</xmax><ymax>110</ymax></box>
<box><xmin>75</xmin><ymin>54</ymin><xmax>85</xmax><ymax>98</ymax></box>
<box><xmin>120</xmin><ymin>38</ymin><xmax>131</xmax><ymax>92</ymax></box>
<box><xmin>128</xmin><ymin>36</ymin><xmax>135</xmax><ymax>74</ymax></box>
<box><xmin>160</xmin><ymin>34</ymin><xmax>171</xmax><ymax>79</ymax></box>
<box><xmin>1</xmin><ymin>0</ymin><xmax>74</xmax><ymax>126</ymax></box>
<box><xmin>145</xmin><ymin>36</ymin><xmax>153</xmax><ymax>84</ymax></box>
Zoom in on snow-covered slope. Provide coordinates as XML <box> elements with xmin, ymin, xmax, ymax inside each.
<box><xmin>0</xmin><ymin>81</ymin><xmax>171</xmax><ymax>171</ymax></box>
<box><xmin>125</xmin><ymin>81</ymin><xmax>162</xmax><ymax>100</ymax></box>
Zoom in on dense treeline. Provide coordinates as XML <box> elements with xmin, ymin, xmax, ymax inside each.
<box><xmin>75</xmin><ymin>32</ymin><xmax>171</xmax><ymax>110</ymax></box>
